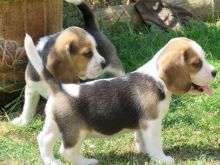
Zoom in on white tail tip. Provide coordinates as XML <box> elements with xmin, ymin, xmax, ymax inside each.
<box><xmin>65</xmin><ymin>0</ymin><xmax>83</xmax><ymax>5</ymax></box>
<box><xmin>24</xmin><ymin>33</ymin><xmax>44</xmax><ymax>75</ymax></box>
<box><xmin>24</xmin><ymin>33</ymin><xmax>34</xmax><ymax>48</ymax></box>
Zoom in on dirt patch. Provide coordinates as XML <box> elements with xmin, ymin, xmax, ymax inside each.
<box><xmin>0</xmin><ymin>122</ymin><xmax>9</xmax><ymax>138</ymax></box>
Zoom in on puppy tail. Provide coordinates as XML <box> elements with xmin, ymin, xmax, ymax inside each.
<box><xmin>24</xmin><ymin>34</ymin><xmax>61</xmax><ymax>93</ymax></box>
<box><xmin>65</xmin><ymin>0</ymin><xmax>83</xmax><ymax>5</ymax></box>
<box><xmin>65</xmin><ymin>0</ymin><xmax>98</xmax><ymax>30</ymax></box>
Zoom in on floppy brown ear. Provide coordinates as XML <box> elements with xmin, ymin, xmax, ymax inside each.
<box><xmin>158</xmin><ymin>50</ymin><xmax>191</xmax><ymax>94</ymax></box>
<box><xmin>47</xmin><ymin>49</ymin><xmax>78</xmax><ymax>83</ymax></box>
<box><xmin>66</xmin><ymin>41</ymin><xmax>78</xmax><ymax>55</ymax></box>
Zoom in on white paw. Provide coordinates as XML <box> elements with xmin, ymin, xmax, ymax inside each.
<box><xmin>44</xmin><ymin>158</ymin><xmax>62</xmax><ymax>165</ymax></box>
<box><xmin>87</xmin><ymin>158</ymin><xmax>99</xmax><ymax>165</ymax></box>
<box><xmin>11</xmin><ymin>117</ymin><xmax>29</xmax><ymax>125</ymax></box>
<box><xmin>77</xmin><ymin>157</ymin><xmax>99</xmax><ymax>165</ymax></box>
<box><xmin>136</xmin><ymin>143</ymin><xmax>147</xmax><ymax>154</ymax></box>
<box><xmin>151</xmin><ymin>155</ymin><xmax>174</xmax><ymax>164</ymax></box>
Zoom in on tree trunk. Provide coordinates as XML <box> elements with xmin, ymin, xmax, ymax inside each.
<box><xmin>0</xmin><ymin>0</ymin><xmax>63</xmax><ymax>109</ymax></box>
<box><xmin>0</xmin><ymin>0</ymin><xmax>63</xmax><ymax>94</ymax></box>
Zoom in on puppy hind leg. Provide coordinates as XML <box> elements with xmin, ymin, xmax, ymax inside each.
<box><xmin>12</xmin><ymin>85</ymin><xmax>40</xmax><ymax>125</ymax></box>
<box><xmin>60</xmin><ymin>131</ymin><xmax>98</xmax><ymax>165</ymax></box>
<box><xmin>38</xmin><ymin>117</ymin><xmax>61</xmax><ymax>165</ymax></box>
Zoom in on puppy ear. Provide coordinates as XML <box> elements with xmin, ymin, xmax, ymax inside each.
<box><xmin>66</xmin><ymin>41</ymin><xmax>78</xmax><ymax>55</ymax></box>
<box><xmin>158</xmin><ymin>50</ymin><xmax>191</xmax><ymax>94</ymax></box>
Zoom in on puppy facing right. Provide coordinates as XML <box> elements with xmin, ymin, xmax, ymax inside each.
<box><xmin>66</xmin><ymin>0</ymin><xmax>124</xmax><ymax>76</ymax></box>
<box><xmin>25</xmin><ymin>34</ymin><xmax>216</xmax><ymax>165</ymax></box>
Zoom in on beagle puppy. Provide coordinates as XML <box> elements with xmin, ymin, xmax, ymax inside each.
<box><xmin>66</xmin><ymin>0</ymin><xmax>124</xmax><ymax>76</ymax></box>
<box><xmin>12</xmin><ymin>0</ymin><xmax>124</xmax><ymax>125</ymax></box>
<box><xmin>12</xmin><ymin>27</ymin><xmax>106</xmax><ymax>125</ymax></box>
<box><xmin>25</xmin><ymin>34</ymin><xmax>216</xmax><ymax>165</ymax></box>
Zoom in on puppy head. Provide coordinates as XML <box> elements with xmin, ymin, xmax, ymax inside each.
<box><xmin>158</xmin><ymin>37</ymin><xmax>216</xmax><ymax>95</ymax></box>
<box><xmin>47</xmin><ymin>27</ymin><xmax>106</xmax><ymax>83</ymax></box>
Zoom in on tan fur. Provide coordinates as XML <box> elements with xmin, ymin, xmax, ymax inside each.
<box><xmin>139</xmin><ymin>119</ymin><xmax>148</xmax><ymax>130</ymax></box>
<box><xmin>71</xmin><ymin>52</ymin><xmax>91</xmax><ymax>80</ymax></box>
<box><xmin>52</xmin><ymin>92</ymin><xmax>92</xmax><ymax>148</ymax></box>
<box><xmin>135</xmin><ymin>87</ymin><xmax>159</xmax><ymax>120</ymax></box>
<box><xmin>158</xmin><ymin>39</ymin><xmax>203</xmax><ymax>94</ymax></box>
<box><xmin>52</xmin><ymin>93</ymin><xmax>81</xmax><ymax>148</ymax></box>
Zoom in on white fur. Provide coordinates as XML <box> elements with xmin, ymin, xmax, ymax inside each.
<box><xmin>65</xmin><ymin>0</ymin><xmax>83</xmax><ymax>5</ymax></box>
<box><xmin>62</xmin><ymin>84</ymin><xmax>80</xmax><ymax>97</ymax></box>
<box><xmin>136</xmin><ymin>45</ymin><xmax>166</xmax><ymax>87</ymax></box>
<box><xmin>190</xmin><ymin>40</ymin><xmax>205</xmax><ymax>58</ymax></box>
<box><xmin>137</xmin><ymin>92</ymin><xmax>173</xmax><ymax>164</ymax></box>
<box><xmin>37</xmin><ymin>33</ymin><xmax>59</xmax><ymax>52</ymax></box>
<box><xmin>26</xmin><ymin>80</ymin><xmax>50</xmax><ymax>99</ymax></box>
<box><xmin>12</xmin><ymin>85</ymin><xmax>40</xmax><ymax>125</ymax></box>
<box><xmin>189</xmin><ymin>41</ymin><xmax>216</xmax><ymax>86</ymax></box>
<box><xmin>12</xmin><ymin>80</ymin><xmax>49</xmax><ymax>125</ymax></box>
<box><xmin>37</xmin><ymin>36</ymin><xmax>50</xmax><ymax>52</ymax></box>
<box><xmin>85</xmin><ymin>33</ymin><xmax>106</xmax><ymax>80</ymax></box>
<box><xmin>140</xmin><ymin>121</ymin><xmax>174</xmax><ymax>164</ymax></box>
<box><xmin>191</xmin><ymin>60</ymin><xmax>215</xmax><ymax>86</ymax></box>
<box><xmin>84</xmin><ymin>77</ymin><xmax>115</xmax><ymax>85</ymax></box>
<box><xmin>24</xmin><ymin>34</ymin><xmax>44</xmax><ymax>75</ymax></box>
<box><xmin>82</xmin><ymin>75</ymin><xmax>129</xmax><ymax>86</ymax></box>
<box><xmin>137</xmin><ymin>44</ymin><xmax>163</xmax><ymax>77</ymax></box>
<box><xmin>38</xmin><ymin>96</ymin><xmax>61</xmax><ymax>165</ymax></box>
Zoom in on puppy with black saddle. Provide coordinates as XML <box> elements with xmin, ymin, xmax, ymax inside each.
<box><xmin>25</xmin><ymin>33</ymin><xmax>216</xmax><ymax>165</ymax></box>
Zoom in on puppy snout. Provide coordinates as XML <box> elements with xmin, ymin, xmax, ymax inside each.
<box><xmin>101</xmin><ymin>61</ymin><xmax>106</xmax><ymax>69</ymax></box>
<box><xmin>211</xmin><ymin>69</ymin><xmax>217</xmax><ymax>78</ymax></box>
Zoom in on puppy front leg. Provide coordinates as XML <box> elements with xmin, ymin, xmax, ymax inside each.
<box><xmin>12</xmin><ymin>85</ymin><xmax>40</xmax><ymax>125</ymax></box>
<box><xmin>141</xmin><ymin>119</ymin><xmax>174</xmax><ymax>164</ymax></box>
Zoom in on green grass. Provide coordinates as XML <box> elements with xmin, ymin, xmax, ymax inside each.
<box><xmin>1</xmin><ymin>19</ymin><xmax>220</xmax><ymax>164</ymax></box>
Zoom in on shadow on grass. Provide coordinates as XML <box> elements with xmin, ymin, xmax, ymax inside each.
<box><xmin>166</xmin><ymin>145</ymin><xmax>220</xmax><ymax>161</ymax></box>
<box><xmin>92</xmin><ymin>152</ymin><xmax>148</xmax><ymax>164</ymax></box>
<box><xmin>90</xmin><ymin>145</ymin><xmax>219</xmax><ymax>164</ymax></box>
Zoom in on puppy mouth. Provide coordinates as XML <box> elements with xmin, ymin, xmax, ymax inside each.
<box><xmin>191</xmin><ymin>83</ymin><xmax>212</xmax><ymax>96</ymax></box>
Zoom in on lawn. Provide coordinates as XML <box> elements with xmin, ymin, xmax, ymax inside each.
<box><xmin>0</xmin><ymin>11</ymin><xmax>220</xmax><ymax>165</ymax></box>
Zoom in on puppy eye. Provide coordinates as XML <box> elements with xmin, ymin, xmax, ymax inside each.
<box><xmin>83</xmin><ymin>51</ymin><xmax>93</xmax><ymax>58</ymax></box>
<box><xmin>192</xmin><ymin>61</ymin><xmax>202</xmax><ymax>68</ymax></box>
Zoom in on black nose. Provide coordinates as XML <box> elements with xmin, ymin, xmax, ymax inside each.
<box><xmin>211</xmin><ymin>70</ymin><xmax>217</xmax><ymax>78</ymax></box>
<box><xmin>101</xmin><ymin>61</ymin><xmax>106</xmax><ymax>69</ymax></box>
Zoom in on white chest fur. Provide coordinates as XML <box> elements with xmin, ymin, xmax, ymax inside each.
<box><xmin>27</xmin><ymin>80</ymin><xmax>50</xmax><ymax>99</ymax></box>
